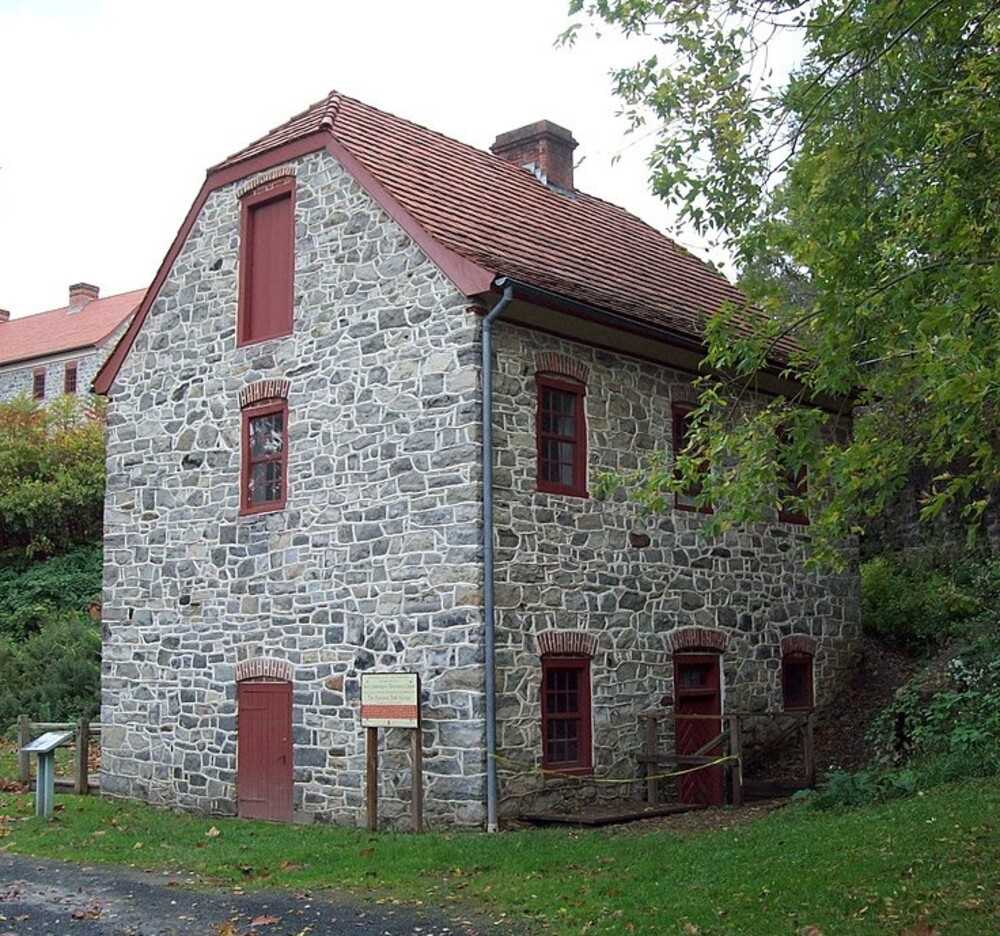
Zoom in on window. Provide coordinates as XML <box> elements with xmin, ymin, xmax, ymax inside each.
<box><xmin>782</xmin><ymin>652</ymin><xmax>814</xmax><ymax>710</ymax></box>
<box><xmin>541</xmin><ymin>656</ymin><xmax>592</xmax><ymax>772</ymax></box>
<box><xmin>32</xmin><ymin>368</ymin><xmax>45</xmax><ymax>401</ymax></box>
<box><xmin>536</xmin><ymin>375</ymin><xmax>587</xmax><ymax>497</ymax></box>
<box><xmin>241</xmin><ymin>400</ymin><xmax>288</xmax><ymax>514</ymax></box>
<box><xmin>64</xmin><ymin>362</ymin><xmax>78</xmax><ymax>395</ymax></box>
<box><xmin>777</xmin><ymin>428</ymin><xmax>808</xmax><ymax>524</ymax></box>
<box><xmin>671</xmin><ymin>404</ymin><xmax>711</xmax><ymax>513</ymax></box>
<box><xmin>238</xmin><ymin>179</ymin><xmax>295</xmax><ymax>346</ymax></box>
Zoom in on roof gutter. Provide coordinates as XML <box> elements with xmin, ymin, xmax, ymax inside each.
<box><xmin>481</xmin><ymin>281</ymin><xmax>513</xmax><ymax>834</ymax></box>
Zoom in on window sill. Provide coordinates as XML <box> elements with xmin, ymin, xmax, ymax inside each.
<box><xmin>536</xmin><ymin>482</ymin><xmax>589</xmax><ymax>499</ymax></box>
<box><xmin>778</xmin><ymin>513</ymin><xmax>810</xmax><ymax>526</ymax></box>
<box><xmin>239</xmin><ymin>503</ymin><xmax>286</xmax><ymax>518</ymax></box>
<box><xmin>236</xmin><ymin>329</ymin><xmax>293</xmax><ymax>350</ymax></box>
<box><xmin>675</xmin><ymin>500</ymin><xmax>713</xmax><ymax>515</ymax></box>
<box><xmin>541</xmin><ymin>764</ymin><xmax>593</xmax><ymax>778</ymax></box>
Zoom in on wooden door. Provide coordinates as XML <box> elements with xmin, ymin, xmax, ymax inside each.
<box><xmin>237</xmin><ymin>681</ymin><xmax>293</xmax><ymax>822</ymax></box>
<box><xmin>673</xmin><ymin>654</ymin><xmax>724</xmax><ymax>806</ymax></box>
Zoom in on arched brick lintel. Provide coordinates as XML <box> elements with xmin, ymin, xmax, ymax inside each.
<box><xmin>536</xmin><ymin>630</ymin><xmax>597</xmax><ymax>658</ymax></box>
<box><xmin>781</xmin><ymin>634</ymin><xmax>817</xmax><ymax>657</ymax></box>
<box><xmin>235</xmin><ymin>657</ymin><xmax>293</xmax><ymax>682</ymax></box>
<box><xmin>240</xmin><ymin>379</ymin><xmax>290</xmax><ymax>409</ymax></box>
<box><xmin>667</xmin><ymin>626</ymin><xmax>729</xmax><ymax>654</ymax></box>
<box><xmin>236</xmin><ymin>167</ymin><xmax>297</xmax><ymax>200</ymax></box>
<box><xmin>535</xmin><ymin>352</ymin><xmax>589</xmax><ymax>385</ymax></box>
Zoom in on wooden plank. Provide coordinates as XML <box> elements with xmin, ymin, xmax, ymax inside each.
<box><xmin>729</xmin><ymin>715</ymin><xmax>743</xmax><ymax>808</ymax></box>
<box><xmin>803</xmin><ymin>711</ymin><xmax>817</xmax><ymax>787</ymax></box>
<box><xmin>637</xmin><ymin>753</ymin><xmax>725</xmax><ymax>766</ymax></box>
<box><xmin>644</xmin><ymin>716</ymin><xmax>658</xmax><ymax>804</ymax></box>
<box><xmin>691</xmin><ymin>730</ymin><xmax>729</xmax><ymax>758</ymax></box>
<box><xmin>411</xmin><ymin>727</ymin><xmax>423</xmax><ymax>834</ymax></box>
<box><xmin>17</xmin><ymin>715</ymin><xmax>31</xmax><ymax>785</ymax></box>
<box><xmin>523</xmin><ymin>803</ymin><xmax>706</xmax><ymax>827</ymax></box>
<box><xmin>366</xmin><ymin>726</ymin><xmax>379</xmax><ymax>833</ymax></box>
<box><xmin>74</xmin><ymin>719</ymin><xmax>89</xmax><ymax>796</ymax></box>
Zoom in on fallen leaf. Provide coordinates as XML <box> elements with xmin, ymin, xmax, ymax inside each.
<box><xmin>250</xmin><ymin>915</ymin><xmax>280</xmax><ymax>927</ymax></box>
<box><xmin>901</xmin><ymin>922</ymin><xmax>939</xmax><ymax>936</ymax></box>
<box><xmin>205</xmin><ymin>826</ymin><xmax>221</xmax><ymax>838</ymax></box>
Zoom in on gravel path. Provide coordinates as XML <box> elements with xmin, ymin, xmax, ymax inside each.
<box><xmin>0</xmin><ymin>853</ymin><xmax>493</xmax><ymax>935</ymax></box>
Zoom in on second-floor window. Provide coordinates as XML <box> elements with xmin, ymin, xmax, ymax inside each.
<box><xmin>241</xmin><ymin>400</ymin><xmax>288</xmax><ymax>515</ymax></box>
<box><xmin>672</xmin><ymin>404</ymin><xmax>711</xmax><ymax>513</ymax></box>
<box><xmin>238</xmin><ymin>179</ymin><xmax>295</xmax><ymax>346</ymax></box>
<box><xmin>33</xmin><ymin>368</ymin><xmax>45</xmax><ymax>401</ymax></box>
<box><xmin>536</xmin><ymin>375</ymin><xmax>587</xmax><ymax>497</ymax></box>
<box><xmin>64</xmin><ymin>362</ymin><xmax>78</xmax><ymax>395</ymax></box>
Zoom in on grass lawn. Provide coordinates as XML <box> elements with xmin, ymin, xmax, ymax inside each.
<box><xmin>0</xmin><ymin>781</ymin><xmax>997</xmax><ymax>934</ymax></box>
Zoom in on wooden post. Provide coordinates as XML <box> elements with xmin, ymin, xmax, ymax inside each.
<box><xmin>17</xmin><ymin>716</ymin><xmax>31</xmax><ymax>785</ymax></box>
<box><xmin>729</xmin><ymin>714</ymin><xmax>744</xmax><ymax>808</ymax></box>
<box><xmin>365</xmin><ymin>726</ymin><xmax>379</xmax><ymax>833</ymax></box>
<box><xmin>74</xmin><ymin>718</ymin><xmax>90</xmax><ymax>795</ymax></box>
<box><xmin>644</xmin><ymin>716</ymin><xmax>659</xmax><ymax>804</ymax></box>
<box><xmin>803</xmin><ymin>712</ymin><xmax>816</xmax><ymax>787</ymax></box>
<box><xmin>411</xmin><ymin>726</ymin><xmax>424</xmax><ymax>833</ymax></box>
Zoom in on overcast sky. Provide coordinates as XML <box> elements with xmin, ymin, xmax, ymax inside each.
<box><xmin>0</xmin><ymin>0</ymin><xmax>721</xmax><ymax>318</ymax></box>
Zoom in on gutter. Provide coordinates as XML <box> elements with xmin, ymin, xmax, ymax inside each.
<box><xmin>481</xmin><ymin>281</ymin><xmax>513</xmax><ymax>834</ymax></box>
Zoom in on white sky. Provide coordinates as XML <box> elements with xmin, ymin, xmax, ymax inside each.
<box><xmin>0</xmin><ymin>0</ymin><xmax>724</xmax><ymax>318</ymax></box>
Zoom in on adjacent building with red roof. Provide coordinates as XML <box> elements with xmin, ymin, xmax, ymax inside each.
<box><xmin>0</xmin><ymin>284</ymin><xmax>143</xmax><ymax>404</ymax></box>
<box><xmin>96</xmin><ymin>91</ymin><xmax>858</xmax><ymax>829</ymax></box>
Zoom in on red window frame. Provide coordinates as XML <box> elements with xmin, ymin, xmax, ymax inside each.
<box><xmin>32</xmin><ymin>368</ymin><xmax>45</xmax><ymax>401</ymax></box>
<box><xmin>64</xmin><ymin>362</ymin><xmax>78</xmax><ymax>395</ymax></box>
<box><xmin>671</xmin><ymin>404</ymin><xmax>712</xmax><ymax>513</ymax></box>
<box><xmin>782</xmin><ymin>652</ymin><xmax>814</xmax><ymax>710</ymax></box>
<box><xmin>536</xmin><ymin>374</ymin><xmax>588</xmax><ymax>498</ymax></box>
<box><xmin>237</xmin><ymin>178</ymin><xmax>295</xmax><ymax>348</ymax></box>
<box><xmin>540</xmin><ymin>655</ymin><xmax>592</xmax><ymax>773</ymax></box>
<box><xmin>240</xmin><ymin>399</ymin><xmax>289</xmax><ymax>515</ymax></box>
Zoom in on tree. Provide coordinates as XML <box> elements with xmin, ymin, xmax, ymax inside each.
<box><xmin>0</xmin><ymin>395</ymin><xmax>106</xmax><ymax>559</ymax></box>
<box><xmin>565</xmin><ymin>0</ymin><xmax>999</xmax><ymax>565</ymax></box>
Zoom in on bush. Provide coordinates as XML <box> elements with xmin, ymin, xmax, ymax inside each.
<box><xmin>860</xmin><ymin>551</ymin><xmax>990</xmax><ymax>650</ymax></box>
<box><xmin>0</xmin><ymin>544</ymin><xmax>102</xmax><ymax>640</ymax></box>
<box><xmin>0</xmin><ymin>395</ymin><xmax>106</xmax><ymax>559</ymax></box>
<box><xmin>0</xmin><ymin>614</ymin><xmax>101</xmax><ymax>730</ymax></box>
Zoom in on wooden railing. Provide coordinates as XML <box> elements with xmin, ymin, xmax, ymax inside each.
<box><xmin>15</xmin><ymin>716</ymin><xmax>102</xmax><ymax>794</ymax></box>
<box><xmin>639</xmin><ymin>710</ymin><xmax>816</xmax><ymax>807</ymax></box>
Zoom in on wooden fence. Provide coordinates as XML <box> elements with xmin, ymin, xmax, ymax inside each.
<box><xmin>15</xmin><ymin>716</ymin><xmax>101</xmax><ymax>794</ymax></box>
<box><xmin>639</xmin><ymin>710</ymin><xmax>816</xmax><ymax>806</ymax></box>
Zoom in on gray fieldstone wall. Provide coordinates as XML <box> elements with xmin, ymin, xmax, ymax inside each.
<box><xmin>0</xmin><ymin>347</ymin><xmax>106</xmax><ymax>404</ymax></box>
<box><xmin>489</xmin><ymin>324</ymin><xmax>860</xmax><ymax>816</ymax></box>
<box><xmin>101</xmin><ymin>149</ymin><xmax>487</xmax><ymax>829</ymax></box>
<box><xmin>100</xmin><ymin>149</ymin><xmax>861</xmax><ymax>829</ymax></box>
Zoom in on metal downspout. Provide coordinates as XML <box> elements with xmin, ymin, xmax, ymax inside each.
<box><xmin>482</xmin><ymin>279</ymin><xmax>514</xmax><ymax>833</ymax></box>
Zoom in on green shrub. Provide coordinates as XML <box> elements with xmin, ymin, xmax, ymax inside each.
<box><xmin>860</xmin><ymin>552</ymin><xmax>986</xmax><ymax>650</ymax></box>
<box><xmin>0</xmin><ymin>614</ymin><xmax>101</xmax><ymax>730</ymax></box>
<box><xmin>0</xmin><ymin>395</ymin><xmax>106</xmax><ymax>560</ymax></box>
<box><xmin>0</xmin><ymin>544</ymin><xmax>102</xmax><ymax>640</ymax></box>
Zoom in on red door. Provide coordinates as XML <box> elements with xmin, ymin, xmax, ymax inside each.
<box><xmin>237</xmin><ymin>681</ymin><xmax>293</xmax><ymax>822</ymax></box>
<box><xmin>674</xmin><ymin>654</ymin><xmax>724</xmax><ymax>806</ymax></box>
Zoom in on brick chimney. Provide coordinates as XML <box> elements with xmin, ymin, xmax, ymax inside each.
<box><xmin>491</xmin><ymin>120</ymin><xmax>578</xmax><ymax>190</ymax></box>
<box><xmin>0</xmin><ymin>310</ymin><xmax>9</xmax><ymax>323</ymax></box>
<box><xmin>68</xmin><ymin>282</ymin><xmax>99</xmax><ymax>314</ymax></box>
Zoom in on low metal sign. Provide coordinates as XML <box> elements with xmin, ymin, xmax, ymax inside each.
<box><xmin>21</xmin><ymin>730</ymin><xmax>74</xmax><ymax>754</ymax></box>
<box><xmin>361</xmin><ymin>673</ymin><xmax>420</xmax><ymax>728</ymax></box>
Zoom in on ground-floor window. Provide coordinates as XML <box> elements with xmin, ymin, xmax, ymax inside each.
<box><xmin>541</xmin><ymin>656</ymin><xmax>592</xmax><ymax>772</ymax></box>
<box><xmin>782</xmin><ymin>652</ymin><xmax>814</xmax><ymax>710</ymax></box>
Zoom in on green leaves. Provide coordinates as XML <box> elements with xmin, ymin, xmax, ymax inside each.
<box><xmin>568</xmin><ymin>0</ymin><xmax>999</xmax><ymax>560</ymax></box>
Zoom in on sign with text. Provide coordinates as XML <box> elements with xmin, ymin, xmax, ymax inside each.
<box><xmin>361</xmin><ymin>673</ymin><xmax>420</xmax><ymax>728</ymax></box>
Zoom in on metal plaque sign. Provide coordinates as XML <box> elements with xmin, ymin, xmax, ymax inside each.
<box><xmin>361</xmin><ymin>673</ymin><xmax>420</xmax><ymax>728</ymax></box>
<box><xmin>21</xmin><ymin>730</ymin><xmax>74</xmax><ymax>754</ymax></box>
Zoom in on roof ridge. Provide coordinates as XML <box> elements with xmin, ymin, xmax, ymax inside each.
<box><xmin>5</xmin><ymin>287</ymin><xmax>146</xmax><ymax>324</ymax></box>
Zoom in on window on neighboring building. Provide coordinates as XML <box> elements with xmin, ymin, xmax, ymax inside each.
<box><xmin>671</xmin><ymin>404</ymin><xmax>711</xmax><ymax>513</ymax></box>
<box><xmin>64</xmin><ymin>362</ymin><xmax>78</xmax><ymax>395</ymax></box>
<box><xmin>238</xmin><ymin>179</ymin><xmax>295</xmax><ymax>346</ymax></box>
<box><xmin>541</xmin><ymin>656</ymin><xmax>592</xmax><ymax>772</ymax></box>
<box><xmin>241</xmin><ymin>400</ymin><xmax>288</xmax><ymax>514</ymax></box>
<box><xmin>782</xmin><ymin>652</ymin><xmax>814</xmax><ymax>710</ymax></box>
<box><xmin>32</xmin><ymin>368</ymin><xmax>45</xmax><ymax>401</ymax></box>
<box><xmin>536</xmin><ymin>375</ymin><xmax>587</xmax><ymax>497</ymax></box>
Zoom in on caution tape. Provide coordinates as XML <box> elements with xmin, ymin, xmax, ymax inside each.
<box><xmin>490</xmin><ymin>751</ymin><xmax>740</xmax><ymax>784</ymax></box>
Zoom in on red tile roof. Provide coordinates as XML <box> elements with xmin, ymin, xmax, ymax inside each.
<box><xmin>0</xmin><ymin>289</ymin><xmax>144</xmax><ymax>367</ymax></box>
<box><xmin>213</xmin><ymin>91</ymin><xmax>771</xmax><ymax>353</ymax></box>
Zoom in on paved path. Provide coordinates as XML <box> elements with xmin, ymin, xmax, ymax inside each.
<box><xmin>0</xmin><ymin>854</ymin><xmax>491</xmax><ymax>935</ymax></box>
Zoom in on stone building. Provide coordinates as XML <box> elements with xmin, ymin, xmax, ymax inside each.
<box><xmin>0</xmin><ymin>284</ymin><xmax>142</xmax><ymax>404</ymax></box>
<box><xmin>95</xmin><ymin>91</ymin><xmax>860</xmax><ymax>830</ymax></box>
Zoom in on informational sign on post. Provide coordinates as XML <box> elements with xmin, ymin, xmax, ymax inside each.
<box><xmin>360</xmin><ymin>672</ymin><xmax>423</xmax><ymax>833</ymax></box>
<box><xmin>361</xmin><ymin>672</ymin><xmax>420</xmax><ymax>728</ymax></box>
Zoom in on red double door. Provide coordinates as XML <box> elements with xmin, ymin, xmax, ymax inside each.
<box><xmin>673</xmin><ymin>654</ymin><xmax>724</xmax><ymax>806</ymax></box>
<box><xmin>237</xmin><ymin>681</ymin><xmax>293</xmax><ymax>822</ymax></box>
